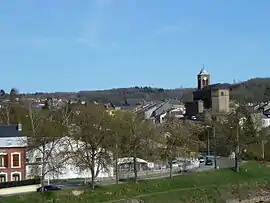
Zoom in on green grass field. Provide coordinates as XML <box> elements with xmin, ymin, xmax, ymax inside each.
<box><xmin>1</xmin><ymin>162</ymin><xmax>270</xmax><ymax>203</ymax></box>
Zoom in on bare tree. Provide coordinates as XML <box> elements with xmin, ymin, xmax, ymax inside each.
<box><xmin>25</xmin><ymin>104</ymin><xmax>68</xmax><ymax>187</ymax></box>
<box><xmin>120</xmin><ymin>112</ymin><xmax>155</xmax><ymax>183</ymax></box>
<box><xmin>161</xmin><ymin>118</ymin><xmax>201</xmax><ymax>179</ymax></box>
<box><xmin>0</xmin><ymin>89</ymin><xmax>15</xmax><ymax>124</ymax></box>
<box><xmin>69</xmin><ymin>104</ymin><xmax>112</xmax><ymax>190</ymax></box>
<box><xmin>0</xmin><ymin>101</ymin><xmax>12</xmax><ymax>124</ymax></box>
<box><xmin>224</xmin><ymin>106</ymin><xmax>257</xmax><ymax>172</ymax></box>
<box><xmin>251</xmin><ymin>113</ymin><xmax>267</xmax><ymax>160</ymax></box>
<box><xmin>105</xmin><ymin>110</ymin><xmax>127</xmax><ymax>184</ymax></box>
<box><xmin>0</xmin><ymin>88</ymin><xmax>25</xmax><ymax>125</ymax></box>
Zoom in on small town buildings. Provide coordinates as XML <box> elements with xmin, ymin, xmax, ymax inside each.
<box><xmin>0</xmin><ymin>124</ymin><xmax>27</xmax><ymax>182</ymax></box>
<box><xmin>253</xmin><ymin>113</ymin><xmax>270</xmax><ymax>128</ymax></box>
<box><xmin>261</xmin><ymin>114</ymin><xmax>270</xmax><ymax>128</ymax></box>
<box><xmin>255</xmin><ymin>102</ymin><xmax>270</xmax><ymax>117</ymax></box>
<box><xmin>134</xmin><ymin>99</ymin><xmax>185</xmax><ymax>123</ymax></box>
<box><xmin>118</xmin><ymin>157</ymin><xmax>154</xmax><ymax>172</ymax></box>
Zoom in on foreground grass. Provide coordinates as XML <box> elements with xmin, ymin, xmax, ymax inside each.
<box><xmin>137</xmin><ymin>181</ymin><xmax>270</xmax><ymax>203</ymax></box>
<box><xmin>1</xmin><ymin>162</ymin><xmax>270</xmax><ymax>203</ymax></box>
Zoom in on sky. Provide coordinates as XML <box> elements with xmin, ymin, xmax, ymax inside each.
<box><xmin>0</xmin><ymin>0</ymin><xmax>270</xmax><ymax>93</ymax></box>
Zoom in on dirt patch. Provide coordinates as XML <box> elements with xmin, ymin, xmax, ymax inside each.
<box><xmin>226</xmin><ymin>195</ymin><xmax>270</xmax><ymax>203</ymax></box>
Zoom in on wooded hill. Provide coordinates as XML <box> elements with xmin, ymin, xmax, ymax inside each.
<box><xmin>25</xmin><ymin>78</ymin><xmax>270</xmax><ymax>104</ymax></box>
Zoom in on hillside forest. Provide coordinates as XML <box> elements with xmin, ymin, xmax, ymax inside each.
<box><xmin>2</xmin><ymin>78</ymin><xmax>270</xmax><ymax>105</ymax></box>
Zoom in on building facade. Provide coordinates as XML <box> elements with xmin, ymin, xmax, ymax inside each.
<box><xmin>185</xmin><ymin>67</ymin><xmax>230</xmax><ymax>118</ymax></box>
<box><xmin>197</xmin><ymin>67</ymin><xmax>210</xmax><ymax>90</ymax></box>
<box><xmin>26</xmin><ymin>136</ymin><xmax>114</xmax><ymax>181</ymax></box>
<box><xmin>0</xmin><ymin>124</ymin><xmax>27</xmax><ymax>182</ymax></box>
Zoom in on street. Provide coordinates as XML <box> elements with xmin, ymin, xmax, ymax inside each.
<box><xmin>54</xmin><ymin>156</ymin><xmax>234</xmax><ymax>190</ymax></box>
<box><xmin>0</xmin><ymin>157</ymin><xmax>235</xmax><ymax>197</ymax></box>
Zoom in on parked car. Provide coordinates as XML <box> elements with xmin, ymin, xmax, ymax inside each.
<box><xmin>37</xmin><ymin>185</ymin><xmax>61</xmax><ymax>192</ymax></box>
<box><xmin>198</xmin><ymin>156</ymin><xmax>205</xmax><ymax>163</ymax></box>
<box><xmin>205</xmin><ymin>159</ymin><xmax>213</xmax><ymax>165</ymax></box>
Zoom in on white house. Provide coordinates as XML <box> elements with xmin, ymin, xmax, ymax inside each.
<box><xmin>252</xmin><ymin>113</ymin><xmax>270</xmax><ymax>129</ymax></box>
<box><xmin>117</xmin><ymin>157</ymin><xmax>155</xmax><ymax>172</ymax></box>
<box><xmin>26</xmin><ymin>136</ymin><xmax>114</xmax><ymax>181</ymax></box>
<box><xmin>261</xmin><ymin>114</ymin><xmax>270</xmax><ymax>128</ymax></box>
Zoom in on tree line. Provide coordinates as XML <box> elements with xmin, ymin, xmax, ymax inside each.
<box><xmin>22</xmin><ymin>103</ymin><xmax>203</xmax><ymax>190</ymax></box>
<box><xmin>0</xmin><ymin>90</ymin><xmax>268</xmax><ymax>191</ymax></box>
<box><xmin>17</xmin><ymin>77</ymin><xmax>270</xmax><ymax>104</ymax></box>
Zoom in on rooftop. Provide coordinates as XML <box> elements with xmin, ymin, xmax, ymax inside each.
<box><xmin>198</xmin><ymin>67</ymin><xmax>209</xmax><ymax>75</ymax></box>
<box><xmin>203</xmin><ymin>83</ymin><xmax>231</xmax><ymax>91</ymax></box>
<box><xmin>0</xmin><ymin>124</ymin><xmax>23</xmax><ymax>138</ymax></box>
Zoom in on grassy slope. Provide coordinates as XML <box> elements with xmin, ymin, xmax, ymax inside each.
<box><xmin>1</xmin><ymin>162</ymin><xmax>270</xmax><ymax>203</ymax></box>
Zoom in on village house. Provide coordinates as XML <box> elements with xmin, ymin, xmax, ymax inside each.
<box><xmin>26</xmin><ymin>136</ymin><xmax>114</xmax><ymax>181</ymax></box>
<box><xmin>0</xmin><ymin>124</ymin><xmax>27</xmax><ymax>182</ymax></box>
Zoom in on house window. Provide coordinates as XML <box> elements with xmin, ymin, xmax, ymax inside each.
<box><xmin>0</xmin><ymin>154</ymin><xmax>8</xmax><ymax>168</ymax></box>
<box><xmin>220</xmin><ymin>92</ymin><xmax>224</xmax><ymax>96</ymax></box>
<box><xmin>0</xmin><ymin>174</ymin><xmax>6</xmax><ymax>183</ymax></box>
<box><xmin>11</xmin><ymin>153</ymin><xmax>21</xmax><ymax>168</ymax></box>
<box><xmin>12</xmin><ymin>173</ymin><xmax>20</xmax><ymax>181</ymax></box>
<box><xmin>36</xmin><ymin>158</ymin><xmax>41</xmax><ymax>162</ymax></box>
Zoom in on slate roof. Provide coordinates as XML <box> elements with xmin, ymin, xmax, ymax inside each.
<box><xmin>168</xmin><ymin>99</ymin><xmax>183</xmax><ymax>105</ymax></box>
<box><xmin>0</xmin><ymin>125</ymin><xmax>22</xmax><ymax>138</ymax></box>
<box><xmin>202</xmin><ymin>83</ymin><xmax>231</xmax><ymax>91</ymax></box>
<box><xmin>124</xmin><ymin>98</ymin><xmax>143</xmax><ymax>106</ymax></box>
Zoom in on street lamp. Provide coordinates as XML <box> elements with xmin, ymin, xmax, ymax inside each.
<box><xmin>230</xmin><ymin>125</ymin><xmax>240</xmax><ymax>172</ymax></box>
<box><xmin>213</xmin><ymin>126</ymin><xmax>217</xmax><ymax>170</ymax></box>
<box><xmin>206</xmin><ymin>125</ymin><xmax>217</xmax><ymax>169</ymax></box>
<box><xmin>206</xmin><ymin>125</ymin><xmax>211</xmax><ymax>156</ymax></box>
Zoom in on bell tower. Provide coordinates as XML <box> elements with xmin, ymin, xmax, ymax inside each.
<box><xmin>197</xmin><ymin>66</ymin><xmax>210</xmax><ymax>90</ymax></box>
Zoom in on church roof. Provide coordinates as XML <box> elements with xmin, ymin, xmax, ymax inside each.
<box><xmin>193</xmin><ymin>83</ymin><xmax>231</xmax><ymax>94</ymax></box>
<box><xmin>198</xmin><ymin>68</ymin><xmax>209</xmax><ymax>75</ymax></box>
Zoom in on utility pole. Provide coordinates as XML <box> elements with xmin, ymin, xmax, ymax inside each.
<box><xmin>213</xmin><ymin>126</ymin><xmax>217</xmax><ymax>169</ymax></box>
<box><xmin>261</xmin><ymin>128</ymin><xmax>266</xmax><ymax>160</ymax></box>
<box><xmin>207</xmin><ymin>128</ymin><xmax>210</xmax><ymax>156</ymax></box>
<box><xmin>115</xmin><ymin>142</ymin><xmax>119</xmax><ymax>184</ymax></box>
<box><xmin>235</xmin><ymin>125</ymin><xmax>240</xmax><ymax>172</ymax></box>
<box><xmin>261</xmin><ymin>139</ymin><xmax>265</xmax><ymax>160</ymax></box>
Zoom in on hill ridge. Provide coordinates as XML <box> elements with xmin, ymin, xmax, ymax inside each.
<box><xmin>20</xmin><ymin>77</ymin><xmax>270</xmax><ymax>104</ymax></box>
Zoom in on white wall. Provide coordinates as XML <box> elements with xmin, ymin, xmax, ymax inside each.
<box><xmin>262</xmin><ymin>118</ymin><xmax>270</xmax><ymax>128</ymax></box>
<box><xmin>26</xmin><ymin>136</ymin><xmax>114</xmax><ymax>180</ymax></box>
<box><xmin>53</xmin><ymin>164</ymin><xmax>114</xmax><ymax>180</ymax></box>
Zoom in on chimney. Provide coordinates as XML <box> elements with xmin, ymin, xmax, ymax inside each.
<box><xmin>17</xmin><ymin>123</ymin><xmax>22</xmax><ymax>131</ymax></box>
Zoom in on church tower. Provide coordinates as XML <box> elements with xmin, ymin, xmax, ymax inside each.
<box><xmin>197</xmin><ymin>66</ymin><xmax>210</xmax><ymax>90</ymax></box>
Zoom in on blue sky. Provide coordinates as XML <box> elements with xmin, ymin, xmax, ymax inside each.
<box><xmin>0</xmin><ymin>0</ymin><xmax>269</xmax><ymax>93</ymax></box>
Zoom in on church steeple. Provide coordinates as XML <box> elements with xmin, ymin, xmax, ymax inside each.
<box><xmin>197</xmin><ymin>65</ymin><xmax>210</xmax><ymax>90</ymax></box>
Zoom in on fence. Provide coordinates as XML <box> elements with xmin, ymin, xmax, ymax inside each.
<box><xmin>0</xmin><ymin>178</ymin><xmax>40</xmax><ymax>189</ymax></box>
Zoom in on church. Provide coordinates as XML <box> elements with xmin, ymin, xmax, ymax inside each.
<box><xmin>185</xmin><ymin>67</ymin><xmax>230</xmax><ymax>118</ymax></box>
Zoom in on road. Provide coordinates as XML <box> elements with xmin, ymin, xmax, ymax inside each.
<box><xmin>54</xmin><ymin>156</ymin><xmax>234</xmax><ymax>190</ymax></box>
<box><xmin>195</xmin><ymin>156</ymin><xmax>234</xmax><ymax>172</ymax></box>
<box><xmin>0</xmin><ymin>157</ymin><xmax>235</xmax><ymax>197</ymax></box>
